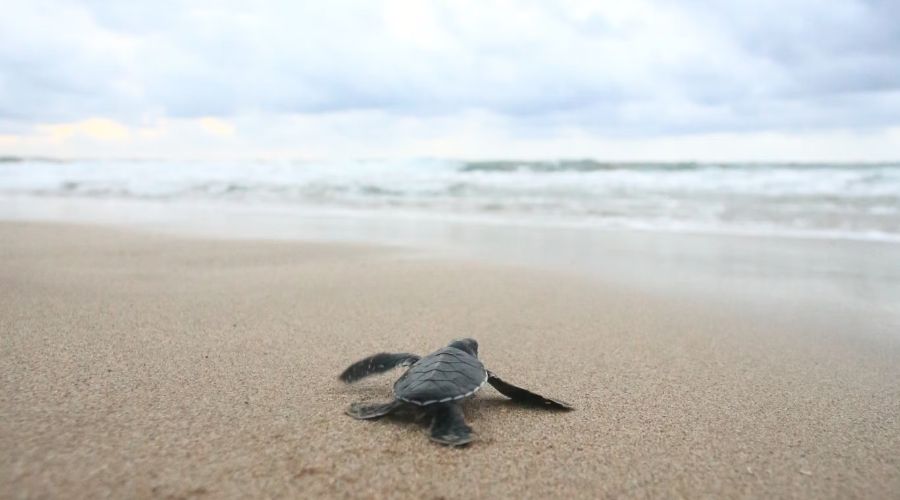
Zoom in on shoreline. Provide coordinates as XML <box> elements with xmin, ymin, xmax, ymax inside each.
<box><xmin>4</xmin><ymin>194</ymin><xmax>900</xmax><ymax>244</ymax></box>
<box><xmin>3</xmin><ymin>197</ymin><xmax>899</xmax><ymax>342</ymax></box>
<box><xmin>2</xmin><ymin>221</ymin><xmax>898</xmax><ymax>498</ymax></box>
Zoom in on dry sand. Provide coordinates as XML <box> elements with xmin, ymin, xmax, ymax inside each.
<box><xmin>1</xmin><ymin>221</ymin><xmax>898</xmax><ymax>499</ymax></box>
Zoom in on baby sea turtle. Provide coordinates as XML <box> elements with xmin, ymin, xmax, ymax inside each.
<box><xmin>339</xmin><ymin>338</ymin><xmax>573</xmax><ymax>446</ymax></box>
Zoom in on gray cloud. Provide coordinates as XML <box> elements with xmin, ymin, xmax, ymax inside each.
<box><xmin>1</xmin><ymin>0</ymin><xmax>898</xmax><ymax>135</ymax></box>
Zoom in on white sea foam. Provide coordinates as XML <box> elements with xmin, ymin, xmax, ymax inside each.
<box><xmin>1</xmin><ymin>157</ymin><xmax>898</xmax><ymax>242</ymax></box>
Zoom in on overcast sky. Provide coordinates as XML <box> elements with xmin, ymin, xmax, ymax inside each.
<box><xmin>1</xmin><ymin>0</ymin><xmax>899</xmax><ymax>160</ymax></box>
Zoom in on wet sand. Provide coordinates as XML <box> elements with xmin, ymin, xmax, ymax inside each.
<box><xmin>1</xmin><ymin>221</ymin><xmax>898</xmax><ymax>498</ymax></box>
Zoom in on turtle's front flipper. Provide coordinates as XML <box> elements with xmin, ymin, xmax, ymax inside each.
<box><xmin>487</xmin><ymin>371</ymin><xmax>574</xmax><ymax>410</ymax></box>
<box><xmin>339</xmin><ymin>352</ymin><xmax>421</xmax><ymax>383</ymax></box>
<box><xmin>429</xmin><ymin>403</ymin><xmax>473</xmax><ymax>446</ymax></box>
<box><xmin>347</xmin><ymin>400</ymin><xmax>403</xmax><ymax>420</ymax></box>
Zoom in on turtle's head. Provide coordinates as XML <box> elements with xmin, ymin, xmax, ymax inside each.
<box><xmin>448</xmin><ymin>337</ymin><xmax>479</xmax><ymax>357</ymax></box>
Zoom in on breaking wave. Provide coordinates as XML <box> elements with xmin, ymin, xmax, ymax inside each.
<box><xmin>2</xmin><ymin>158</ymin><xmax>899</xmax><ymax>241</ymax></box>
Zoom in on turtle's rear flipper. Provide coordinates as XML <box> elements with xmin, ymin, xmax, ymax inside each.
<box><xmin>429</xmin><ymin>403</ymin><xmax>473</xmax><ymax>446</ymax></box>
<box><xmin>339</xmin><ymin>352</ymin><xmax>421</xmax><ymax>383</ymax></box>
<box><xmin>487</xmin><ymin>371</ymin><xmax>574</xmax><ymax>410</ymax></box>
<box><xmin>347</xmin><ymin>400</ymin><xmax>403</xmax><ymax>420</ymax></box>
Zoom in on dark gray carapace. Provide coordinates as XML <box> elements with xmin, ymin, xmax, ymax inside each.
<box><xmin>339</xmin><ymin>338</ymin><xmax>572</xmax><ymax>446</ymax></box>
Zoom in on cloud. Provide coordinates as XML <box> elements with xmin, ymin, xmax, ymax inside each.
<box><xmin>197</xmin><ymin>117</ymin><xmax>236</xmax><ymax>137</ymax></box>
<box><xmin>0</xmin><ymin>0</ymin><xmax>898</xmax><ymax>158</ymax></box>
<box><xmin>37</xmin><ymin>118</ymin><xmax>131</xmax><ymax>142</ymax></box>
<box><xmin>5</xmin><ymin>111</ymin><xmax>900</xmax><ymax>162</ymax></box>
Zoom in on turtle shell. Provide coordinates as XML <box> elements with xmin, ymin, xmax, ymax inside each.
<box><xmin>393</xmin><ymin>346</ymin><xmax>487</xmax><ymax>406</ymax></box>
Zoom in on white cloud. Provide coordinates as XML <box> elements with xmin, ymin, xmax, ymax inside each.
<box><xmin>4</xmin><ymin>112</ymin><xmax>900</xmax><ymax>162</ymax></box>
<box><xmin>0</xmin><ymin>0</ymin><xmax>898</xmax><ymax>159</ymax></box>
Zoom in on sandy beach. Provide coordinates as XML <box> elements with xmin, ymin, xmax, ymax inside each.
<box><xmin>1</xmin><ymin>221</ymin><xmax>898</xmax><ymax>499</ymax></box>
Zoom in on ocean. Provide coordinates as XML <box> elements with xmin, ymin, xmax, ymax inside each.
<box><xmin>1</xmin><ymin>157</ymin><xmax>899</xmax><ymax>242</ymax></box>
